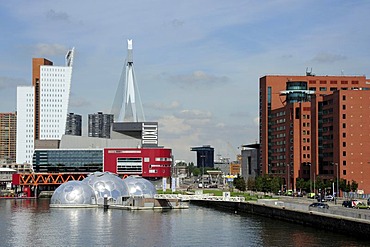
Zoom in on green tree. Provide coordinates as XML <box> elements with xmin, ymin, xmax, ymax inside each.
<box><xmin>339</xmin><ymin>178</ymin><xmax>347</xmax><ymax>192</ymax></box>
<box><xmin>270</xmin><ymin>177</ymin><xmax>282</xmax><ymax>194</ymax></box>
<box><xmin>192</xmin><ymin>168</ymin><xmax>200</xmax><ymax>176</ymax></box>
<box><xmin>255</xmin><ymin>176</ymin><xmax>263</xmax><ymax>192</ymax></box>
<box><xmin>247</xmin><ymin>177</ymin><xmax>256</xmax><ymax>191</ymax></box>
<box><xmin>315</xmin><ymin>177</ymin><xmax>325</xmax><ymax>191</ymax></box>
<box><xmin>350</xmin><ymin>180</ymin><xmax>358</xmax><ymax>192</ymax></box>
<box><xmin>233</xmin><ymin>175</ymin><xmax>246</xmax><ymax>191</ymax></box>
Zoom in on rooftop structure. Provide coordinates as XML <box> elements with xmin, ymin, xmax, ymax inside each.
<box><xmin>111</xmin><ymin>39</ymin><xmax>145</xmax><ymax>122</ymax></box>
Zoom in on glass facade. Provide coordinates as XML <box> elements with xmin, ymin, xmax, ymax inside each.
<box><xmin>286</xmin><ymin>81</ymin><xmax>310</xmax><ymax>103</ymax></box>
<box><xmin>33</xmin><ymin>149</ymin><xmax>103</xmax><ymax>173</ymax></box>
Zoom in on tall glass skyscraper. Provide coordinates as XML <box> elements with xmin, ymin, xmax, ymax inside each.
<box><xmin>16</xmin><ymin>48</ymin><xmax>75</xmax><ymax>165</ymax></box>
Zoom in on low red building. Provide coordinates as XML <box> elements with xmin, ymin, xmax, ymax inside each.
<box><xmin>103</xmin><ymin>148</ymin><xmax>172</xmax><ymax>178</ymax></box>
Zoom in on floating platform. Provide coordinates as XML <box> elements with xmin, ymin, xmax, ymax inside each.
<box><xmin>50</xmin><ymin>197</ymin><xmax>189</xmax><ymax>210</ymax></box>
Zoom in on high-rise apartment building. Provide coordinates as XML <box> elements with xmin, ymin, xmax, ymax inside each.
<box><xmin>0</xmin><ymin>113</ymin><xmax>17</xmax><ymax>164</ymax></box>
<box><xmin>65</xmin><ymin>113</ymin><xmax>82</xmax><ymax>136</ymax></box>
<box><xmin>16</xmin><ymin>49</ymin><xmax>74</xmax><ymax>165</ymax></box>
<box><xmin>88</xmin><ymin>112</ymin><xmax>114</xmax><ymax>138</ymax></box>
<box><xmin>260</xmin><ymin>74</ymin><xmax>370</xmax><ymax>194</ymax></box>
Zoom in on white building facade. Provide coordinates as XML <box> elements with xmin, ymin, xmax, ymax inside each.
<box><xmin>16</xmin><ymin>49</ymin><xmax>74</xmax><ymax>165</ymax></box>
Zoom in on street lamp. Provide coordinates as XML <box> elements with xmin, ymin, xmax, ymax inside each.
<box><xmin>200</xmin><ymin>154</ymin><xmax>206</xmax><ymax>188</ymax></box>
<box><xmin>287</xmin><ymin>164</ymin><xmax>290</xmax><ymax>191</ymax></box>
<box><xmin>335</xmin><ymin>163</ymin><xmax>339</xmax><ymax>198</ymax></box>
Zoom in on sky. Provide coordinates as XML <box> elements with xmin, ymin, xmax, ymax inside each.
<box><xmin>1</xmin><ymin>1</ymin><xmax>370</xmax><ymax>164</ymax></box>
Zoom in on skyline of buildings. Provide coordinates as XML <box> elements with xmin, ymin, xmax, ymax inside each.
<box><xmin>259</xmin><ymin>74</ymin><xmax>370</xmax><ymax>193</ymax></box>
<box><xmin>1</xmin><ymin>41</ymin><xmax>370</xmax><ymax>193</ymax></box>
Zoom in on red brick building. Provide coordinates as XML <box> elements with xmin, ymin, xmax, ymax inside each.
<box><xmin>260</xmin><ymin>74</ymin><xmax>370</xmax><ymax>194</ymax></box>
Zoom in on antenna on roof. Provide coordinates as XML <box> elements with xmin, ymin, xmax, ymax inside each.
<box><xmin>306</xmin><ymin>67</ymin><xmax>315</xmax><ymax>76</ymax></box>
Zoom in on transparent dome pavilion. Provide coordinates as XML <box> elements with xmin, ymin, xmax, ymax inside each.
<box><xmin>124</xmin><ymin>176</ymin><xmax>157</xmax><ymax>198</ymax></box>
<box><xmin>50</xmin><ymin>172</ymin><xmax>157</xmax><ymax>206</ymax></box>
<box><xmin>83</xmin><ymin>172</ymin><xmax>129</xmax><ymax>205</ymax></box>
<box><xmin>50</xmin><ymin>180</ymin><xmax>95</xmax><ymax>205</ymax></box>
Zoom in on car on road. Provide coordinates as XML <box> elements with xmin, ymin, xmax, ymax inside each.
<box><xmin>307</xmin><ymin>193</ymin><xmax>316</xmax><ymax>199</ymax></box>
<box><xmin>354</xmin><ymin>202</ymin><xmax>370</xmax><ymax>209</ymax></box>
<box><xmin>309</xmin><ymin>202</ymin><xmax>329</xmax><ymax>209</ymax></box>
<box><xmin>324</xmin><ymin>195</ymin><xmax>335</xmax><ymax>201</ymax></box>
<box><xmin>342</xmin><ymin>200</ymin><xmax>360</xmax><ymax>208</ymax></box>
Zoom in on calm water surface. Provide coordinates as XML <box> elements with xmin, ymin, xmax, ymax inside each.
<box><xmin>0</xmin><ymin>199</ymin><xmax>369</xmax><ymax>247</ymax></box>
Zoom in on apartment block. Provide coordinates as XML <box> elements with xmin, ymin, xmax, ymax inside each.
<box><xmin>260</xmin><ymin>74</ymin><xmax>370</xmax><ymax>193</ymax></box>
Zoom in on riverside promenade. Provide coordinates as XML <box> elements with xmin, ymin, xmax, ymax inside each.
<box><xmin>190</xmin><ymin>196</ymin><xmax>370</xmax><ymax>239</ymax></box>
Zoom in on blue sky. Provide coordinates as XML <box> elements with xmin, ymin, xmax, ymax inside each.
<box><xmin>1</xmin><ymin>1</ymin><xmax>369</xmax><ymax>163</ymax></box>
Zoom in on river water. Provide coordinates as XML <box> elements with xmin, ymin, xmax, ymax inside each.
<box><xmin>0</xmin><ymin>199</ymin><xmax>369</xmax><ymax>247</ymax></box>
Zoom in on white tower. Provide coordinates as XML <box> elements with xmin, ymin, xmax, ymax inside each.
<box><xmin>111</xmin><ymin>40</ymin><xmax>145</xmax><ymax>122</ymax></box>
<box><xmin>16</xmin><ymin>48</ymin><xmax>74</xmax><ymax>165</ymax></box>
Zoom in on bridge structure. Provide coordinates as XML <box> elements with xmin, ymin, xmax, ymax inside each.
<box><xmin>12</xmin><ymin>173</ymin><xmax>130</xmax><ymax>186</ymax></box>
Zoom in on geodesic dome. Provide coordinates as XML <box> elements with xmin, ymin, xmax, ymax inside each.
<box><xmin>83</xmin><ymin>172</ymin><xmax>129</xmax><ymax>204</ymax></box>
<box><xmin>50</xmin><ymin>180</ymin><xmax>95</xmax><ymax>205</ymax></box>
<box><xmin>124</xmin><ymin>176</ymin><xmax>157</xmax><ymax>198</ymax></box>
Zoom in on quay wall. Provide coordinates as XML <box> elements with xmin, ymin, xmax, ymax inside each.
<box><xmin>191</xmin><ymin>200</ymin><xmax>370</xmax><ymax>239</ymax></box>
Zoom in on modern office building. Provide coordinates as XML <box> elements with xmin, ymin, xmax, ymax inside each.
<box><xmin>88</xmin><ymin>112</ymin><xmax>114</xmax><ymax>138</ymax></box>
<box><xmin>191</xmin><ymin>145</ymin><xmax>214</xmax><ymax>169</ymax></box>
<box><xmin>65</xmin><ymin>113</ymin><xmax>82</xmax><ymax>136</ymax></box>
<box><xmin>260</xmin><ymin>74</ymin><xmax>370</xmax><ymax>193</ymax></box>
<box><xmin>0</xmin><ymin>113</ymin><xmax>17</xmax><ymax>164</ymax></box>
<box><xmin>16</xmin><ymin>49</ymin><xmax>74</xmax><ymax>165</ymax></box>
<box><xmin>240</xmin><ymin>143</ymin><xmax>260</xmax><ymax>182</ymax></box>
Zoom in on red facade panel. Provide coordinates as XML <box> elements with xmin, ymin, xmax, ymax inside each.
<box><xmin>103</xmin><ymin>148</ymin><xmax>172</xmax><ymax>178</ymax></box>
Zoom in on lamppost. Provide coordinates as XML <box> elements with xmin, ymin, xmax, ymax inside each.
<box><xmin>200</xmin><ymin>154</ymin><xmax>206</xmax><ymax>188</ymax></box>
<box><xmin>308</xmin><ymin>163</ymin><xmax>312</xmax><ymax>193</ymax></box>
<box><xmin>335</xmin><ymin>163</ymin><xmax>339</xmax><ymax>198</ymax></box>
<box><xmin>287</xmin><ymin>164</ymin><xmax>290</xmax><ymax>191</ymax></box>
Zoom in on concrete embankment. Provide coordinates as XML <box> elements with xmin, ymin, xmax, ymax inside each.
<box><xmin>191</xmin><ymin>199</ymin><xmax>370</xmax><ymax>239</ymax></box>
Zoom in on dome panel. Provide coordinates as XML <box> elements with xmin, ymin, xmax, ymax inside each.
<box><xmin>83</xmin><ymin>172</ymin><xmax>129</xmax><ymax>204</ymax></box>
<box><xmin>123</xmin><ymin>176</ymin><xmax>157</xmax><ymax>198</ymax></box>
<box><xmin>50</xmin><ymin>180</ymin><xmax>95</xmax><ymax>205</ymax></box>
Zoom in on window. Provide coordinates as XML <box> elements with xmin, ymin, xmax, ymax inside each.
<box><xmin>319</xmin><ymin>87</ymin><xmax>327</xmax><ymax>91</ymax></box>
<box><xmin>342</xmin><ymin>95</ymin><xmax>346</xmax><ymax>100</ymax></box>
<box><xmin>343</xmin><ymin>123</ymin><xmax>346</xmax><ymax>128</ymax></box>
<box><xmin>343</xmin><ymin>151</ymin><xmax>346</xmax><ymax>156</ymax></box>
<box><xmin>343</xmin><ymin>132</ymin><xmax>346</xmax><ymax>138</ymax></box>
<box><xmin>343</xmin><ymin>170</ymin><xmax>346</xmax><ymax>175</ymax></box>
<box><xmin>342</xmin><ymin>114</ymin><xmax>346</xmax><ymax>119</ymax></box>
<box><xmin>342</xmin><ymin>105</ymin><xmax>346</xmax><ymax>110</ymax></box>
<box><xmin>343</xmin><ymin>142</ymin><xmax>346</xmax><ymax>147</ymax></box>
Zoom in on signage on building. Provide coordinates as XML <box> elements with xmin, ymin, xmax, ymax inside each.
<box><xmin>142</xmin><ymin>122</ymin><xmax>158</xmax><ymax>147</ymax></box>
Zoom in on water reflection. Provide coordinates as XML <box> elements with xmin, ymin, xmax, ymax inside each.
<box><xmin>0</xmin><ymin>199</ymin><xmax>369</xmax><ymax>247</ymax></box>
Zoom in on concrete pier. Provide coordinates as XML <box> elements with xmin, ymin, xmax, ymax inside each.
<box><xmin>191</xmin><ymin>199</ymin><xmax>370</xmax><ymax>239</ymax></box>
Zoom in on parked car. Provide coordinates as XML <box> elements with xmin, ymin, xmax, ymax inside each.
<box><xmin>354</xmin><ymin>202</ymin><xmax>370</xmax><ymax>209</ymax></box>
<box><xmin>342</xmin><ymin>200</ymin><xmax>360</xmax><ymax>208</ymax></box>
<box><xmin>307</xmin><ymin>193</ymin><xmax>316</xmax><ymax>199</ymax></box>
<box><xmin>324</xmin><ymin>195</ymin><xmax>334</xmax><ymax>201</ymax></box>
<box><xmin>309</xmin><ymin>202</ymin><xmax>329</xmax><ymax>209</ymax></box>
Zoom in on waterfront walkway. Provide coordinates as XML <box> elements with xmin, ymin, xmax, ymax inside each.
<box><xmin>154</xmin><ymin>193</ymin><xmax>245</xmax><ymax>202</ymax></box>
